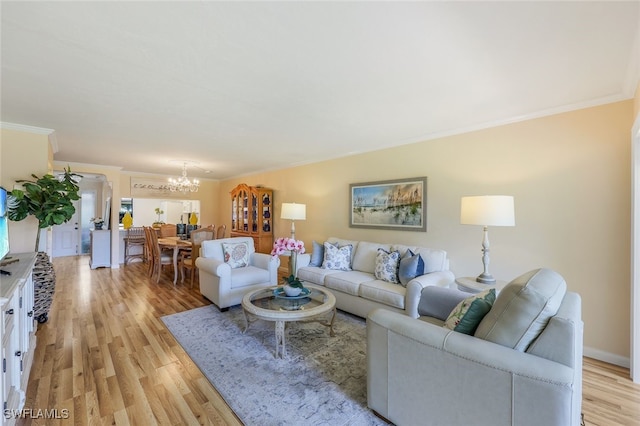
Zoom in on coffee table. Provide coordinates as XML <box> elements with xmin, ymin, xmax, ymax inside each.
<box><xmin>241</xmin><ymin>284</ymin><xmax>337</xmax><ymax>358</ymax></box>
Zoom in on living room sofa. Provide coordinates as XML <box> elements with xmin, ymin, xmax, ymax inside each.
<box><xmin>296</xmin><ymin>237</ymin><xmax>455</xmax><ymax>319</ymax></box>
<box><xmin>196</xmin><ymin>237</ymin><xmax>280</xmax><ymax>310</ymax></box>
<box><xmin>367</xmin><ymin>268</ymin><xmax>583</xmax><ymax>426</ymax></box>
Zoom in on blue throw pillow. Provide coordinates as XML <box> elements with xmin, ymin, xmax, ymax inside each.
<box><xmin>398</xmin><ymin>249</ymin><xmax>425</xmax><ymax>287</ymax></box>
<box><xmin>309</xmin><ymin>240</ymin><xmax>325</xmax><ymax>267</ymax></box>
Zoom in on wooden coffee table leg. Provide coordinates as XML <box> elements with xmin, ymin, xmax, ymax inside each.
<box><xmin>328</xmin><ymin>308</ymin><xmax>336</xmax><ymax>337</ymax></box>
<box><xmin>242</xmin><ymin>309</ymin><xmax>250</xmax><ymax>333</ymax></box>
<box><xmin>275</xmin><ymin>320</ymin><xmax>285</xmax><ymax>358</ymax></box>
<box><xmin>242</xmin><ymin>309</ymin><xmax>259</xmax><ymax>333</ymax></box>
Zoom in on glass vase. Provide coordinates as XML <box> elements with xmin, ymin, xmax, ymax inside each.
<box><xmin>290</xmin><ymin>251</ymin><xmax>298</xmax><ymax>278</ymax></box>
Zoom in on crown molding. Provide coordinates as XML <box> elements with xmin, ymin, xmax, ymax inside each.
<box><xmin>1</xmin><ymin>121</ymin><xmax>58</xmax><ymax>153</ymax></box>
<box><xmin>0</xmin><ymin>121</ymin><xmax>55</xmax><ymax>135</ymax></box>
<box><xmin>52</xmin><ymin>160</ymin><xmax>123</xmax><ymax>172</ymax></box>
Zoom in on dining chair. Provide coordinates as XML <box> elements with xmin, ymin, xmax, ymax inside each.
<box><xmin>159</xmin><ymin>223</ymin><xmax>177</xmax><ymax>238</ymax></box>
<box><xmin>143</xmin><ymin>227</ymin><xmax>155</xmax><ymax>277</ymax></box>
<box><xmin>124</xmin><ymin>226</ymin><xmax>146</xmax><ymax>264</ymax></box>
<box><xmin>179</xmin><ymin>226</ymin><xmax>215</xmax><ymax>287</ymax></box>
<box><xmin>146</xmin><ymin>226</ymin><xmax>174</xmax><ymax>283</ymax></box>
<box><xmin>216</xmin><ymin>224</ymin><xmax>226</xmax><ymax>239</ymax></box>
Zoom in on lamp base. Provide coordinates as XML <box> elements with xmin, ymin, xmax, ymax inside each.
<box><xmin>475</xmin><ymin>273</ymin><xmax>496</xmax><ymax>284</ymax></box>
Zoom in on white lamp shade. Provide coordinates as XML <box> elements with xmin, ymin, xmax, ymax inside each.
<box><xmin>460</xmin><ymin>196</ymin><xmax>515</xmax><ymax>227</ymax></box>
<box><xmin>281</xmin><ymin>203</ymin><xmax>306</xmax><ymax>220</ymax></box>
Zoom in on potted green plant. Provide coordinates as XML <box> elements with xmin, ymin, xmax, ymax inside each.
<box><xmin>90</xmin><ymin>217</ymin><xmax>105</xmax><ymax>230</ymax></box>
<box><xmin>271</xmin><ymin>237</ymin><xmax>306</xmax><ymax>296</ymax></box>
<box><xmin>7</xmin><ymin>166</ymin><xmax>82</xmax><ymax>251</ymax></box>
<box><xmin>282</xmin><ymin>274</ymin><xmax>305</xmax><ymax>296</ymax></box>
<box><xmin>7</xmin><ymin>166</ymin><xmax>82</xmax><ymax>324</ymax></box>
<box><xmin>153</xmin><ymin>207</ymin><xmax>165</xmax><ymax>227</ymax></box>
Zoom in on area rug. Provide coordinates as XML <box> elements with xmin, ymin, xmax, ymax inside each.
<box><xmin>161</xmin><ymin>305</ymin><xmax>388</xmax><ymax>426</ymax></box>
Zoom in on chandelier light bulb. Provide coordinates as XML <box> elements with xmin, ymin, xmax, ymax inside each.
<box><xmin>168</xmin><ymin>162</ymin><xmax>200</xmax><ymax>193</ymax></box>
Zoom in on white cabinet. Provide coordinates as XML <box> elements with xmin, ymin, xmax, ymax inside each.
<box><xmin>90</xmin><ymin>230</ymin><xmax>111</xmax><ymax>269</ymax></box>
<box><xmin>0</xmin><ymin>252</ymin><xmax>37</xmax><ymax>425</ymax></box>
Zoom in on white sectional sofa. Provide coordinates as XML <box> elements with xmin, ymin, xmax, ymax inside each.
<box><xmin>295</xmin><ymin>237</ymin><xmax>455</xmax><ymax>319</ymax></box>
<box><xmin>367</xmin><ymin>268</ymin><xmax>583</xmax><ymax>426</ymax></box>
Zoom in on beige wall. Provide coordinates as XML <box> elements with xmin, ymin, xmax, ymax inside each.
<box><xmin>635</xmin><ymin>81</ymin><xmax>640</xmax><ymax>118</ymax></box>
<box><xmin>1</xmin><ymin>128</ymin><xmax>52</xmax><ymax>253</ymax></box>
<box><xmin>220</xmin><ymin>100</ymin><xmax>634</xmax><ymax>363</ymax></box>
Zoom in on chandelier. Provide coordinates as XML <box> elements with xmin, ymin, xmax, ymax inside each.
<box><xmin>168</xmin><ymin>162</ymin><xmax>200</xmax><ymax>193</ymax></box>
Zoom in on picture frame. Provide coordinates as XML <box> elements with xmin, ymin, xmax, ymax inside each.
<box><xmin>349</xmin><ymin>177</ymin><xmax>427</xmax><ymax>231</ymax></box>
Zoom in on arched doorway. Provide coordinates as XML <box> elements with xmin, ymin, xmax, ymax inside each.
<box><xmin>52</xmin><ymin>172</ymin><xmax>109</xmax><ymax>257</ymax></box>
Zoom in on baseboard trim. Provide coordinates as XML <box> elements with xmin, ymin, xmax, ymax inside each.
<box><xmin>584</xmin><ymin>346</ymin><xmax>630</xmax><ymax>368</ymax></box>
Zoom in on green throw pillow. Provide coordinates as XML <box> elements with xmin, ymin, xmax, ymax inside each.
<box><xmin>444</xmin><ymin>289</ymin><xmax>496</xmax><ymax>335</ymax></box>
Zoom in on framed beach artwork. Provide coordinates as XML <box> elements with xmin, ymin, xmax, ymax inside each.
<box><xmin>349</xmin><ymin>177</ymin><xmax>427</xmax><ymax>231</ymax></box>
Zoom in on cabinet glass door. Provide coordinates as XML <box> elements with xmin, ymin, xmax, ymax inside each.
<box><xmin>232</xmin><ymin>194</ymin><xmax>238</xmax><ymax>231</ymax></box>
<box><xmin>262</xmin><ymin>193</ymin><xmax>272</xmax><ymax>232</ymax></box>
<box><xmin>242</xmin><ymin>189</ymin><xmax>249</xmax><ymax>231</ymax></box>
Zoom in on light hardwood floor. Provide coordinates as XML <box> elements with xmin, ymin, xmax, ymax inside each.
<box><xmin>16</xmin><ymin>256</ymin><xmax>640</xmax><ymax>425</ymax></box>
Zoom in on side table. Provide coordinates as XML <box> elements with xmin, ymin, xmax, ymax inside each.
<box><xmin>455</xmin><ymin>277</ymin><xmax>508</xmax><ymax>294</ymax></box>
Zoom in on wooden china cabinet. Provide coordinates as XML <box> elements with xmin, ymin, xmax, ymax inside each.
<box><xmin>230</xmin><ymin>183</ymin><xmax>274</xmax><ymax>254</ymax></box>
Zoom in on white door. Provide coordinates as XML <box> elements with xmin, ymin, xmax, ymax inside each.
<box><xmin>52</xmin><ymin>200</ymin><xmax>80</xmax><ymax>257</ymax></box>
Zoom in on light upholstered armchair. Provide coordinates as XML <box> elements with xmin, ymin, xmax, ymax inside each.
<box><xmin>195</xmin><ymin>237</ymin><xmax>280</xmax><ymax>310</ymax></box>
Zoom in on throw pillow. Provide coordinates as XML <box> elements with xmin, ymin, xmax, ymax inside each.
<box><xmin>374</xmin><ymin>248</ymin><xmax>401</xmax><ymax>284</ymax></box>
<box><xmin>398</xmin><ymin>249</ymin><xmax>425</xmax><ymax>287</ymax></box>
<box><xmin>309</xmin><ymin>240</ymin><xmax>326</xmax><ymax>267</ymax></box>
<box><xmin>222</xmin><ymin>242</ymin><xmax>250</xmax><ymax>268</ymax></box>
<box><xmin>322</xmin><ymin>242</ymin><xmax>353</xmax><ymax>271</ymax></box>
<box><xmin>444</xmin><ymin>289</ymin><xmax>496</xmax><ymax>335</ymax></box>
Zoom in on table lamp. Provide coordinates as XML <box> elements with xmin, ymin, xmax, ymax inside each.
<box><xmin>281</xmin><ymin>203</ymin><xmax>306</xmax><ymax>240</ymax></box>
<box><xmin>460</xmin><ymin>195</ymin><xmax>515</xmax><ymax>284</ymax></box>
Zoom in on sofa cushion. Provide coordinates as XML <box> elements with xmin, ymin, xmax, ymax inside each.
<box><xmin>222</xmin><ymin>242</ymin><xmax>250</xmax><ymax>268</ymax></box>
<box><xmin>474</xmin><ymin>268</ymin><xmax>567</xmax><ymax>351</ymax></box>
<box><xmin>324</xmin><ymin>271</ymin><xmax>373</xmax><ymax>296</ymax></box>
<box><xmin>374</xmin><ymin>249</ymin><xmax>401</xmax><ymax>284</ymax></box>
<box><xmin>398</xmin><ymin>249</ymin><xmax>425</xmax><ymax>287</ymax></box>
<box><xmin>322</xmin><ymin>242</ymin><xmax>353</xmax><ymax>271</ymax></box>
<box><xmin>297</xmin><ymin>266</ymin><xmax>340</xmax><ymax>284</ymax></box>
<box><xmin>352</xmin><ymin>241</ymin><xmax>392</xmax><ymax>273</ymax></box>
<box><xmin>392</xmin><ymin>244</ymin><xmax>448</xmax><ymax>273</ymax></box>
<box><xmin>229</xmin><ymin>265</ymin><xmax>271</xmax><ymax>289</ymax></box>
<box><xmin>360</xmin><ymin>280</ymin><xmax>405</xmax><ymax>309</ymax></box>
<box><xmin>444</xmin><ymin>288</ymin><xmax>496</xmax><ymax>335</ymax></box>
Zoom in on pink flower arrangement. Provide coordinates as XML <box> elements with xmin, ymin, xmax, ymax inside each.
<box><xmin>271</xmin><ymin>237</ymin><xmax>305</xmax><ymax>257</ymax></box>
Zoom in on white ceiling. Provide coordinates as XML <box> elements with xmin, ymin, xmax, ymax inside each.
<box><xmin>2</xmin><ymin>1</ymin><xmax>639</xmax><ymax>180</ymax></box>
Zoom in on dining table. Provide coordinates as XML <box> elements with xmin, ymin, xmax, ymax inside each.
<box><xmin>157</xmin><ymin>237</ymin><xmax>192</xmax><ymax>284</ymax></box>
